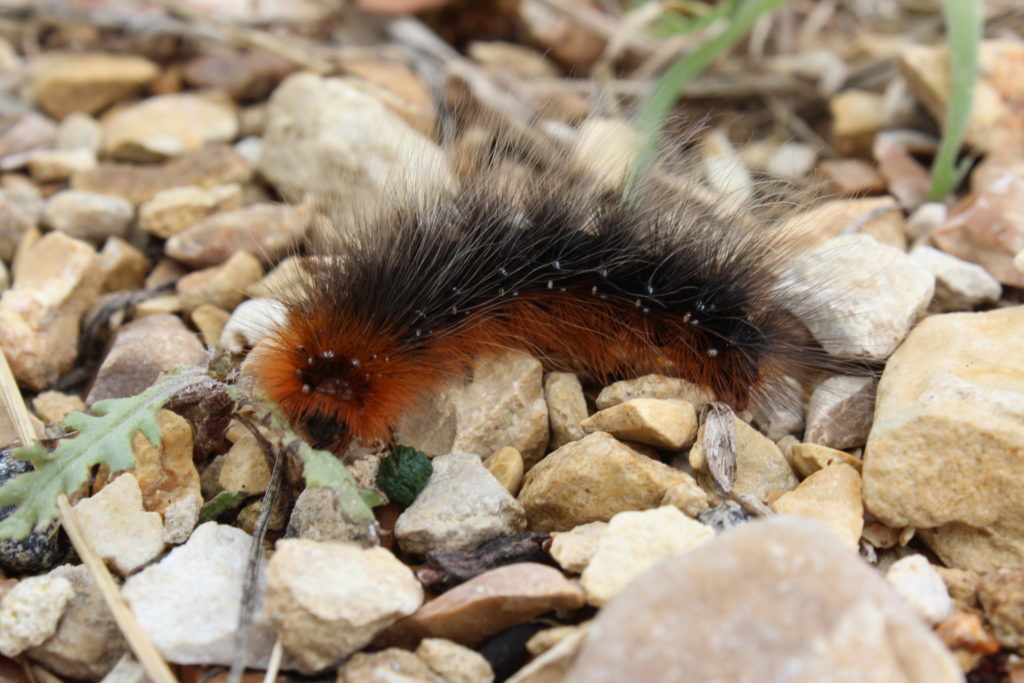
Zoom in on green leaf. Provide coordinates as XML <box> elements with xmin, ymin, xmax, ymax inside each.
<box><xmin>296</xmin><ymin>441</ymin><xmax>377</xmax><ymax>527</ymax></box>
<box><xmin>0</xmin><ymin>368</ymin><xmax>214</xmax><ymax>540</ymax></box>
<box><xmin>928</xmin><ymin>0</ymin><xmax>982</xmax><ymax>200</ymax></box>
<box><xmin>198</xmin><ymin>490</ymin><xmax>247</xmax><ymax>523</ymax></box>
<box><xmin>376</xmin><ymin>446</ymin><xmax>433</xmax><ymax>507</ymax></box>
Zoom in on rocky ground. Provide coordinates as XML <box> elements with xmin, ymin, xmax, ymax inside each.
<box><xmin>0</xmin><ymin>1</ymin><xmax>1023</xmax><ymax>682</ymax></box>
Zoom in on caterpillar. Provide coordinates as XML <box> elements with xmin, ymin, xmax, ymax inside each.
<box><xmin>249</xmin><ymin>128</ymin><xmax>845</xmax><ymax>451</ymax></box>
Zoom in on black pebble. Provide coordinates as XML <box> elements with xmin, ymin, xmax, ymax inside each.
<box><xmin>0</xmin><ymin>447</ymin><xmax>67</xmax><ymax>575</ymax></box>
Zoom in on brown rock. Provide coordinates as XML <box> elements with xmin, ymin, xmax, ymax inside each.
<box><xmin>817</xmin><ymin>159</ymin><xmax>886</xmax><ymax>197</ymax></box>
<box><xmin>803</xmin><ymin>376</ymin><xmax>876</xmax><ymax>451</ymax></box>
<box><xmin>518</xmin><ymin>432</ymin><xmax>698</xmax><ymax>532</ymax></box>
<box><xmin>0</xmin><ymin>231</ymin><xmax>102</xmax><ymax>390</ymax></box>
<box><xmin>42</xmin><ymin>190</ymin><xmax>133</xmax><ymax>244</ymax></box>
<box><xmin>101</xmin><ymin>93</ymin><xmax>238</xmax><ymax>162</ymax></box>
<box><xmin>86</xmin><ymin>314</ymin><xmax>206</xmax><ymax>404</ymax></box>
<box><xmin>544</xmin><ymin>371</ymin><xmax>587</xmax><ymax>449</ymax></box>
<box><xmin>789</xmin><ymin>442</ymin><xmax>863</xmax><ymax>478</ymax></box>
<box><xmin>217</xmin><ymin>433</ymin><xmax>270</xmax><ymax>495</ymax></box>
<box><xmin>483</xmin><ymin>446</ymin><xmax>524</xmax><ymax>495</ymax></box>
<box><xmin>338</xmin><ymin>648</ymin><xmax>441</xmax><ymax>683</ymax></box>
<box><xmin>380</xmin><ymin>563</ymin><xmax>585</xmax><ymax>648</ymax></box>
<box><xmin>415</xmin><ymin>638</ymin><xmax>494</xmax><ymax>683</ymax></box>
<box><xmin>138</xmin><ymin>184</ymin><xmax>242</xmax><ymax>239</ymax></box>
<box><xmin>580</xmin><ymin>398</ymin><xmax>697</xmax><ymax>451</ymax></box>
<box><xmin>99</xmin><ymin>237</ymin><xmax>150</xmax><ymax>294</ymax></box>
<box><xmin>519</xmin><ymin>0</ymin><xmax>605</xmax><ymax>70</ymax></box>
<box><xmin>30</xmin><ymin>53</ymin><xmax>159</xmax><ymax>119</ymax></box>
<box><xmin>771</xmin><ymin>464</ymin><xmax>864</xmax><ymax>551</ymax></box>
<box><xmin>165</xmin><ymin>202</ymin><xmax>310</xmax><ymax>269</ymax></box>
<box><xmin>176</xmin><ymin>251</ymin><xmax>263</xmax><ymax>313</ymax></box>
<box><xmin>183</xmin><ymin>50</ymin><xmax>297</xmax><ymax>102</ymax></box>
<box><xmin>130</xmin><ymin>410</ymin><xmax>199</xmax><ymax>516</ymax></box>
<box><xmin>566</xmin><ymin>517</ymin><xmax>963</xmax><ymax>683</ymax></box>
<box><xmin>830</xmin><ymin>89</ymin><xmax>887</xmax><ymax>158</ymax></box>
<box><xmin>72</xmin><ymin>144</ymin><xmax>251</xmax><ymax>205</ymax></box>
<box><xmin>978</xmin><ymin>568</ymin><xmax>1024</xmax><ymax>651</ymax></box>
<box><xmin>190</xmin><ymin>304</ymin><xmax>230</xmax><ymax>347</ymax></box>
<box><xmin>32</xmin><ymin>391</ymin><xmax>84</xmax><ymax>424</ymax></box>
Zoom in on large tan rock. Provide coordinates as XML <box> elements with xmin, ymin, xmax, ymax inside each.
<box><xmin>864</xmin><ymin>307</ymin><xmax>1024</xmax><ymax>571</ymax></box>
<box><xmin>771</xmin><ymin>464</ymin><xmax>864</xmax><ymax>551</ymax></box>
<box><xmin>31</xmin><ymin>53</ymin><xmax>158</xmax><ymax>119</ymax></box>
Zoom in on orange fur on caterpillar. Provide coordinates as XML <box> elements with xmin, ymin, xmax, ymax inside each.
<box><xmin>248</xmin><ymin>131</ymin><xmax>852</xmax><ymax>451</ymax></box>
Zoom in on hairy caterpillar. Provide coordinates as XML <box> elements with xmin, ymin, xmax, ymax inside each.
<box><xmin>249</xmin><ymin>127</ymin><xmax>847</xmax><ymax>451</ymax></box>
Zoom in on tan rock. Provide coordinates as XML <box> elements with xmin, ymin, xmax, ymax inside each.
<box><xmin>509</xmin><ymin>625</ymin><xmax>588</xmax><ymax>683</ymax></box>
<box><xmin>265</xmin><ymin>539</ymin><xmax>423</xmax><ymax>673</ymax></box>
<box><xmin>581</xmin><ymin>398</ymin><xmax>697</xmax><ymax>451</ymax></box>
<box><xmin>771</xmin><ymin>464</ymin><xmax>864</xmax><ymax>551</ymax></box>
<box><xmin>176</xmin><ymin>250</ymin><xmax>262</xmax><ymax>313</ymax></box>
<box><xmin>339</xmin><ymin>648</ymin><xmax>441</xmax><ymax>682</ymax></box>
<box><xmin>380</xmin><ymin>563</ymin><xmax>585</xmax><ymax>648</ymax></box>
<box><xmin>55</xmin><ymin>112</ymin><xmax>101</xmax><ymax>153</ymax></box>
<box><xmin>548</xmin><ymin>521</ymin><xmax>608</xmax><ymax>574</ymax></box>
<box><xmin>659</xmin><ymin>478</ymin><xmax>711</xmax><ymax>518</ymax></box>
<box><xmin>43</xmin><ymin>190</ymin><xmax>133</xmax><ymax>244</ymax></box>
<box><xmin>339</xmin><ymin>66</ymin><xmax>436</xmax><ymax>138</ymax></box>
<box><xmin>864</xmin><ymin>307</ymin><xmax>1024</xmax><ymax>571</ymax></box>
<box><xmin>130</xmin><ymin>410</ymin><xmax>199</xmax><ymax>516</ymax></box>
<box><xmin>817</xmin><ymin>158</ymin><xmax>887</xmax><ymax>197</ymax></box>
<box><xmin>101</xmin><ymin>93</ymin><xmax>238</xmax><ymax>162</ymax></box>
<box><xmin>27</xmin><ymin>148</ymin><xmax>97</xmax><ymax>182</ymax></box>
<box><xmin>803</xmin><ymin>375</ymin><xmax>876</xmax><ymax>451</ymax></box>
<box><xmin>468</xmin><ymin>41</ymin><xmax>560</xmax><ymax>80</ymax></box>
<box><xmin>138</xmin><ymin>183</ymin><xmax>243</xmax><ymax>238</ymax></box>
<box><xmin>483</xmin><ymin>446</ymin><xmax>524</xmax><ymax>494</ymax></box>
<box><xmin>910</xmin><ymin>245</ymin><xmax>1002</xmax><ymax>311</ymax></box>
<box><xmin>30</xmin><ymin>53</ymin><xmax>158</xmax><ymax>119</ymax></box>
<box><xmin>580</xmin><ymin>507</ymin><xmax>714</xmax><ymax>606</ymax></box>
<box><xmin>32</xmin><ymin>391</ymin><xmax>84</xmax><ymax>424</ymax></box>
<box><xmin>789</xmin><ymin>442</ymin><xmax>863</xmax><ymax>478</ymax></box>
<box><xmin>778</xmin><ymin>196</ymin><xmax>906</xmax><ymax>249</ymax></box>
<box><xmin>519</xmin><ymin>0</ymin><xmax>605</xmax><ymax>69</ymax></box>
<box><xmin>544</xmin><ymin>372</ymin><xmax>587</xmax><ymax>449</ymax></box>
<box><xmin>191</xmin><ymin>304</ymin><xmax>230</xmax><ymax>347</ymax></box>
<box><xmin>689</xmin><ymin>417</ymin><xmax>798</xmax><ymax>503</ymax></box>
<box><xmin>0</xmin><ymin>574</ymin><xmax>75</xmax><ymax>657</ymax></box>
<box><xmin>133</xmin><ymin>295</ymin><xmax>182</xmax><ymax>317</ymax></box>
<box><xmin>72</xmin><ymin>144</ymin><xmax>251</xmax><ymax>205</ymax></box>
<box><xmin>415</xmin><ymin>638</ymin><xmax>494</xmax><ymax>683</ymax></box>
<box><xmin>830</xmin><ymin>89</ymin><xmax>887</xmax><ymax>157</ymax></box>
<box><xmin>595</xmin><ymin>374</ymin><xmax>714</xmax><ymax>411</ymax></box>
<box><xmin>0</xmin><ymin>231</ymin><xmax>102</xmax><ymax>390</ymax></box>
<box><xmin>217</xmin><ymin>433</ymin><xmax>271</xmax><ymax>495</ymax></box>
<box><xmin>73</xmin><ymin>473</ymin><xmax>166</xmax><ymax>576</ymax></box>
<box><xmin>977</xmin><ymin>567</ymin><xmax>1024</xmax><ymax>651</ymax></box>
<box><xmin>566</xmin><ymin>517</ymin><xmax>963</xmax><ymax>683</ymax></box>
<box><xmin>519</xmin><ymin>432</ymin><xmax>698</xmax><ymax>531</ymax></box>
<box><xmin>165</xmin><ymin>201</ymin><xmax>311</xmax><ymax>269</ymax></box>
<box><xmin>99</xmin><ymin>237</ymin><xmax>150</xmax><ymax>293</ymax></box>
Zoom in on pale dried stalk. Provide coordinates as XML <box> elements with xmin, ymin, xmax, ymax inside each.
<box><xmin>262</xmin><ymin>638</ymin><xmax>283</xmax><ymax>683</ymax></box>
<box><xmin>0</xmin><ymin>350</ymin><xmax>178</xmax><ymax>683</ymax></box>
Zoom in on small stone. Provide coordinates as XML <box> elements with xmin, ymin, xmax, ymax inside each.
<box><xmin>162</xmin><ymin>492</ymin><xmax>201</xmax><ymax>545</ymax></box>
<box><xmin>781</xmin><ymin>195</ymin><xmax>907</xmax><ymax>250</ymax></box>
<box><xmin>133</xmin><ymin>295</ymin><xmax>182</xmax><ymax>317</ymax></box>
<box><xmin>101</xmin><ymin>93</ymin><xmax>238</xmax><ymax>162</ymax></box>
<box><xmin>416</xmin><ymin>638</ymin><xmax>495</xmax><ymax>683</ymax></box>
<box><xmin>580</xmin><ymin>507</ymin><xmax>714</xmax><ymax>606</ymax></box>
<box><xmin>145</xmin><ymin>259</ymin><xmax>188</xmax><ymax>289</ymax></box>
<box><xmin>265</xmin><ymin>539</ymin><xmax>423</xmax><ymax>673</ymax></box>
<box><xmin>183</xmin><ymin>50</ymin><xmax>297</xmax><ymax>102</ymax></box>
<box><xmin>935</xmin><ymin>609</ymin><xmax>1001</xmax><ymax>671</ymax></box>
<box><xmin>771</xmin><ymin>464</ymin><xmax>864</xmax><ymax>551</ymax></box>
<box><xmin>817</xmin><ymin>159</ymin><xmax>886</xmax><ymax>196</ymax></box>
<box><xmin>697</xmin><ymin>502</ymin><xmax>752</xmax><ymax>534</ymax></box>
<box><xmin>191</xmin><ymin>304</ymin><xmax>230</xmax><ymax>347</ymax></box>
<box><xmin>0</xmin><ymin>574</ymin><xmax>75</xmax><ymax>657</ymax></box>
<box><xmin>99</xmin><ymin>237</ymin><xmax>150</xmax><ymax>293</ymax></box>
<box><xmin>339</xmin><ymin>648</ymin><xmax>441</xmax><ymax>683</ymax></box>
<box><xmin>548</xmin><ymin>521</ymin><xmax>608</xmax><ymax>574</ymax></box>
<box><xmin>0</xmin><ymin>450</ymin><xmax>64</xmax><ymax>574</ymax></box>
<box><xmin>449</xmin><ymin>352</ymin><xmax>549</xmax><ymax>468</ymax></box>
<box><xmin>978</xmin><ymin>567</ymin><xmax>1024</xmax><ymax>651</ymax></box>
<box><xmin>86</xmin><ymin>314</ymin><xmax>206</xmax><ymax>404</ymax></box>
<box><xmin>380</xmin><ymin>563</ymin><xmax>585</xmax><ymax>648</ymax></box>
<box><xmin>910</xmin><ymin>245</ymin><xmax>1002</xmax><ymax>311</ymax></box>
<box><xmin>123</xmin><ymin>522</ymin><xmax>277</xmax><ymax>666</ymax></box>
<box><xmin>660</xmin><ymin>478</ymin><xmax>711</xmax><ymax>518</ymax></box>
<box><xmin>339</xmin><ymin>66</ymin><xmax>436</xmax><ymax>138</ymax></box>
<box><xmin>519</xmin><ymin>432</ymin><xmax>699</xmax><ymax>532</ymax></box>
<box><xmin>863</xmin><ymin>307</ymin><xmax>1024</xmax><ymax>571</ymax></box>
<box><xmin>781</xmin><ymin>234</ymin><xmax>934</xmax><ymax>359</ymax></box>
<box><xmin>595</xmin><ymin>374</ymin><xmax>714</xmax><ymax>411</ymax></box>
<box><xmin>139</xmin><ymin>183</ymin><xmax>243</xmax><ymax>238</ymax></box>
<box><xmin>803</xmin><ymin>376</ymin><xmax>876</xmax><ymax>450</ymax></box>
<box><xmin>101</xmin><ymin>655</ymin><xmax>147</xmax><ymax>683</ymax></box>
<box><xmin>935</xmin><ymin>566</ymin><xmax>981</xmax><ymax>611</ymax></box>
<box><xmin>0</xmin><ymin>183</ymin><xmax>43</xmax><ymax>262</ymax></box>
<box><xmin>689</xmin><ymin>417</ymin><xmax>798</xmax><ymax>503</ymax></box>
<box><xmin>885</xmin><ymin>555</ymin><xmax>954</xmax><ymax>625</ymax></box>
<box><xmin>286</xmin><ymin>487</ymin><xmax>364</xmax><ymax>542</ymax></box>
<box><xmin>789</xmin><ymin>442</ymin><xmax>863</xmax><ymax>479</ymax></box>
<box><xmin>395</xmin><ymin>453</ymin><xmax>527</xmax><ymax>555</ymax></box>
<box><xmin>32</xmin><ymin>390</ymin><xmax>84</xmax><ymax>424</ymax></box>
<box><xmin>27</xmin><ymin>148</ymin><xmax>97</xmax><ymax>182</ymax></box>
<box><xmin>566</xmin><ymin>517</ymin><xmax>962</xmax><ymax>683</ymax></box>
<box><xmin>55</xmin><ymin>112</ymin><xmax>102</xmax><ymax>153</ymax></box>
<box><xmin>905</xmin><ymin>202</ymin><xmax>948</xmax><ymax>242</ymax></box>
<box><xmin>30</xmin><ymin>53</ymin><xmax>159</xmax><ymax>119</ymax></box>
<box><xmin>830</xmin><ymin>89</ymin><xmax>887</xmax><ymax>157</ymax></box>
<box><xmin>0</xmin><ymin>231</ymin><xmax>102</xmax><ymax>391</ymax></box>
<box><xmin>217</xmin><ymin>433</ymin><xmax>271</xmax><ymax>495</ymax></box>
<box><xmin>73</xmin><ymin>473</ymin><xmax>165</xmax><ymax>576</ymax></box>
<box><xmin>26</xmin><ymin>565</ymin><xmax>126</xmax><ymax>680</ymax></box>
<box><xmin>580</xmin><ymin>398</ymin><xmax>697</xmax><ymax>451</ymax></box>
<box><xmin>509</xmin><ymin>625</ymin><xmax>588</xmax><ymax>683</ymax></box>
<box><xmin>130</xmin><ymin>410</ymin><xmax>200</xmax><ymax>516</ymax></box>
<box><xmin>165</xmin><ymin>201</ymin><xmax>311</xmax><ymax>269</ymax></box>
<box><xmin>544</xmin><ymin>372</ymin><xmax>587</xmax><ymax>449</ymax></box>
<box><xmin>483</xmin><ymin>447</ymin><xmax>524</xmax><ymax>495</ymax></box>
<box><xmin>42</xmin><ymin>190</ymin><xmax>133</xmax><ymax>243</ymax></box>
<box><xmin>468</xmin><ymin>41</ymin><xmax>560</xmax><ymax>80</ymax></box>
<box><xmin>258</xmin><ymin>73</ymin><xmax>452</xmax><ymax>217</ymax></box>
<box><xmin>176</xmin><ymin>250</ymin><xmax>263</xmax><ymax>313</ymax></box>
<box><xmin>520</xmin><ymin>0</ymin><xmax>605</xmax><ymax>69</ymax></box>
